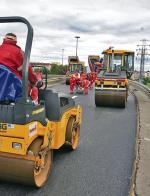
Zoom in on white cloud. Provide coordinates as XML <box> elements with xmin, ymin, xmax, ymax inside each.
<box><xmin>0</xmin><ymin>0</ymin><xmax>150</xmax><ymax>70</ymax></box>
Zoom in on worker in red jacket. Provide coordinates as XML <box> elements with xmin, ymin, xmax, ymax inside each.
<box><xmin>0</xmin><ymin>33</ymin><xmax>41</xmax><ymax>104</ymax></box>
<box><xmin>89</xmin><ymin>72</ymin><xmax>94</xmax><ymax>89</ymax></box>
<box><xmin>80</xmin><ymin>73</ymin><xmax>89</xmax><ymax>94</ymax></box>
<box><xmin>70</xmin><ymin>74</ymin><xmax>76</xmax><ymax>94</ymax></box>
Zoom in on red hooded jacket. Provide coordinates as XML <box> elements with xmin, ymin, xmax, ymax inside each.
<box><xmin>0</xmin><ymin>38</ymin><xmax>37</xmax><ymax>85</ymax></box>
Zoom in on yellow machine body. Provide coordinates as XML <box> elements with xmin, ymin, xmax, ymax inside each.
<box><xmin>0</xmin><ymin>106</ymin><xmax>82</xmax><ymax>156</ymax></box>
<box><xmin>95</xmin><ymin>48</ymin><xmax>133</xmax><ymax>107</ymax></box>
<box><xmin>0</xmin><ymin>105</ymin><xmax>82</xmax><ymax>187</ymax></box>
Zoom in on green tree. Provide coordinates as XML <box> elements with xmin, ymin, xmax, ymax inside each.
<box><xmin>143</xmin><ymin>77</ymin><xmax>150</xmax><ymax>85</ymax></box>
<box><xmin>50</xmin><ymin>63</ymin><xmax>67</xmax><ymax>75</ymax></box>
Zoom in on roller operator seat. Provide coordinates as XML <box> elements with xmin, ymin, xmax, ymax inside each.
<box><xmin>0</xmin><ymin>64</ymin><xmax>22</xmax><ymax>103</ymax></box>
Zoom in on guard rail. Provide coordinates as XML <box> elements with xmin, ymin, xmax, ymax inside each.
<box><xmin>129</xmin><ymin>80</ymin><xmax>150</xmax><ymax>97</ymax></box>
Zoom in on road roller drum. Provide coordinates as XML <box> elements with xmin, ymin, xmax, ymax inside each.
<box><xmin>0</xmin><ymin>138</ymin><xmax>52</xmax><ymax>187</ymax></box>
<box><xmin>95</xmin><ymin>89</ymin><xmax>127</xmax><ymax>108</ymax></box>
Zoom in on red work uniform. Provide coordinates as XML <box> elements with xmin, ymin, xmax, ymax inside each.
<box><xmin>70</xmin><ymin>74</ymin><xmax>76</xmax><ymax>94</ymax></box>
<box><xmin>80</xmin><ymin>73</ymin><xmax>89</xmax><ymax>94</ymax></box>
<box><xmin>89</xmin><ymin>72</ymin><xmax>93</xmax><ymax>89</ymax></box>
<box><xmin>0</xmin><ymin>38</ymin><xmax>38</xmax><ymax>103</ymax></box>
<box><xmin>66</xmin><ymin>70</ymin><xmax>70</xmax><ymax>76</ymax></box>
<box><xmin>95</xmin><ymin>62</ymin><xmax>103</xmax><ymax>73</ymax></box>
<box><xmin>92</xmin><ymin>71</ymin><xmax>97</xmax><ymax>82</ymax></box>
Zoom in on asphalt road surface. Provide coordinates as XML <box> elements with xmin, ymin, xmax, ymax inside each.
<box><xmin>0</xmin><ymin>83</ymin><xmax>137</xmax><ymax>196</ymax></box>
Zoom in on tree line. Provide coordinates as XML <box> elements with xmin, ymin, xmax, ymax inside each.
<box><xmin>34</xmin><ymin>63</ymin><xmax>68</xmax><ymax>75</ymax></box>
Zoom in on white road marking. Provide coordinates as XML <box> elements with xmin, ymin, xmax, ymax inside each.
<box><xmin>72</xmin><ymin>96</ymin><xmax>78</xmax><ymax>99</ymax></box>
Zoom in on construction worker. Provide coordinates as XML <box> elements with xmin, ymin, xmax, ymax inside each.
<box><xmin>70</xmin><ymin>74</ymin><xmax>76</xmax><ymax>94</ymax></box>
<box><xmin>89</xmin><ymin>71</ymin><xmax>97</xmax><ymax>89</ymax></box>
<box><xmin>66</xmin><ymin>69</ymin><xmax>70</xmax><ymax>76</ymax></box>
<box><xmin>83</xmin><ymin>74</ymin><xmax>89</xmax><ymax>94</ymax></box>
<box><xmin>89</xmin><ymin>72</ymin><xmax>94</xmax><ymax>89</ymax></box>
<box><xmin>80</xmin><ymin>73</ymin><xmax>89</xmax><ymax>94</ymax></box>
<box><xmin>75</xmin><ymin>70</ymin><xmax>80</xmax><ymax>85</ymax></box>
<box><xmin>92</xmin><ymin>71</ymin><xmax>97</xmax><ymax>82</ymax></box>
<box><xmin>0</xmin><ymin>33</ymin><xmax>42</xmax><ymax>104</ymax></box>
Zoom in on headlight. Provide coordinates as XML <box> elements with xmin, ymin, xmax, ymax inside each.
<box><xmin>12</xmin><ymin>142</ymin><xmax>22</xmax><ymax>149</ymax></box>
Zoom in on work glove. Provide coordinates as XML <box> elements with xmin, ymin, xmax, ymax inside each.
<box><xmin>36</xmin><ymin>80</ymin><xmax>43</xmax><ymax>88</ymax></box>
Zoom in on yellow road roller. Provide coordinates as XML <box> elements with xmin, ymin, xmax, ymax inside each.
<box><xmin>0</xmin><ymin>17</ymin><xmax>82</xmax><ymax>187</ymax></box>
<box><xmin>95</xmin><ymin>47</ymin><xmax>134</xmax><ymax>107</ymax></box>
<box><xmin>66</xmin><ymin>56</ymin><xmax>86</xmax><ymax>85</ymax></box>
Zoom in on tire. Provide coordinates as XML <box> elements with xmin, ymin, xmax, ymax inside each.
<box><xmin>65</xmin><ymin>117</ymin><xmax>80</xmax><ymax>150</ymax></box>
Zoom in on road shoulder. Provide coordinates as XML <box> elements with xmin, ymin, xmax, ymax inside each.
<box><xmin>129</xmin><ymin>86</ymin><xmax>150</xmax><ymax>196</ymax></box>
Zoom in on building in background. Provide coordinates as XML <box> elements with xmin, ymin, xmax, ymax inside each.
<box><xmin>145</xmin><ymin>70</ymin><xmax>150</xmax><ymax>78</ymax></box>
<box><xmin>30</xmin><ymin>62</ymin><xmax>51</xmax><ymax>70</ymax></box>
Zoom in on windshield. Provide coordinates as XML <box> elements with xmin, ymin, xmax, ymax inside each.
<box><xmin>113</xmin><ymin>55</ymin><xmax>122</xmax><ymax>66</ymax></box>
<box><xmin>70</xmin><ymin>64</ymin><xmax>82</xmax><ymax>72</ymax></box>
<box><xmin>103</xmin><ymin>54</ymin><xmax>108</xmax><ymax>68</ymax></box>
<box><xmin>124</xmin><ymin>54</ymin><xmax>134</xmax><ymax>70</ymax></box>
<box><xmin>109</xmin><ymin>54</ymin><xmax>122</xmax><ymax>70</ymax></box>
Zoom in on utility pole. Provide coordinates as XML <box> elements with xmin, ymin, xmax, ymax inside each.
<box><xmin>75</xmin><ymin>36</ymin><xmax>80</xmax><ymax>57</ymax></box>
<box><xmin>136</xmin><ymin>39</ymin><xmax>150</xmax><ymax>82</ymax></box>
<box><xmin>61</xmin><ymin>48</ymin><xmax>64</xmax><ymax>65</ymax></box>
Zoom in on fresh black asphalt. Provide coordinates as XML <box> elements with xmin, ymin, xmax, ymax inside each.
<box><xmin>0</xmin><ymin>83</ymin><xmax>137</xmax><ymax>196</ymax></box>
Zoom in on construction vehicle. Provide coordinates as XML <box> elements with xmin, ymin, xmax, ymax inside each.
<box><xmin>95</xmin><ymin>48</ymin><xmax>134</xmax><ymax>107</ymax></box>
<box><xmin>0</xmin><ymin>17</ymin><xmax>82</xmax><ymax>187</ymax></box>
<box><xmin>88</xmin><ymin>55</ymin><xmax>103</xmax><ymax>73</ymax></box>
<box><xmin>66</xmin><ymin>56</ymin><xmax>86</xmax><ymax>85</ymax></box>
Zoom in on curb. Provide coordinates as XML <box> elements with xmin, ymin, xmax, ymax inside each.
<box><xmin>129</xmin><ymin>82</ymin><xmax>150</xmax><ymax>196</ymax></box>
<box><xmin>129</xmin><ymin>87</ymin><xmax>140</xmax><ymax>196</ymax></box>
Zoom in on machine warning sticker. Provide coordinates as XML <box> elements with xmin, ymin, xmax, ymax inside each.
<box><xmin>7</xmin><ymin>124</ymin><xmax>14</xmax><ymax>129</ymax></box>
<box><xmin>32</xmin><ymin>108</ymin><xmax>44</xmax><ymax>115</ymax></box>
<box><xmin>29</xmin><ymin>123</ymin><xmax>37</xmax><ymax>137</ymax></box>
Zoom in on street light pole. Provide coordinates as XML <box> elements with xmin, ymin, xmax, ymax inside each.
<box><xmin>62</xmin><ymin>48</ymin><xmax>64</xmax><ymax>65</ymax></box>
<box><xmin>75</xmin><ymin>36</ymin><xmax>80</xmax><ymax>57</ymax></box>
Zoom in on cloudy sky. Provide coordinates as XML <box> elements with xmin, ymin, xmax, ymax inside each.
<box><xmin>0</xmin><ymin>0</ymin><xmax>150</xmax><ymax>70</ymax></box>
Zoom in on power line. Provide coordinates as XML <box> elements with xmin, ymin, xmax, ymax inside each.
<box><xmin>136</xmin><ymin>39</ymin><xmax>150</xmax><ymax>81</ymax></box>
